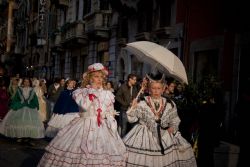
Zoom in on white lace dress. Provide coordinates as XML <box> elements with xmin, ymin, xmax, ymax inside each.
<box><xmin>123</xmin><ymin>96</ymin><xmax>197</xmax><ymax>167</ymax></box>
<box><xmin>38</xmin><ymin>87</ymin><xmax>127</xmax><ymax>167</ymax></box>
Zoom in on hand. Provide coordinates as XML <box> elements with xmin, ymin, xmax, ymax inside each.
<box><xmin>167</xmin><ymin>127</ymin><xmax>175</xmax><ymax>134</ymax></box>
<box><xmin>111</xmin><ymin>110</ymin><xmax>120</xmax><ymax>116</ymax></box>
<box><xmin>130</xmin><ymin>99</ymin><xmax>138</xmax><ymax>109</ymax></box>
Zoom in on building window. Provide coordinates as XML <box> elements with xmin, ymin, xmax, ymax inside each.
<box><xmin>71</xmin><ymin>56</ymin><xmax>77</xmax><ymax>79</ymax></box>
<box><xmin>100</xmin><ymin>0</ymin><xmax>109</xmax><ymax>10</ymax></box>
<box><xmin>83</xmin><ymin>0</ymin><xmax>91</xmax><ymax>16</ymax></box>
<box><xmin>137</xmin><ymin>0</ymin><xmax>152</xmax><ymax>32</ymax></box>
<box><xmin>97</xmin><ymin>52</ymin><xmax>105</xmax><ymax>64</ymax></box>
<box><xmin>60</xmin><ymin>58</ymin><xmax>65</xmax><ymax>77</ymax></box>
<box><xmin>76</xmin><ymin>0</ymin><xmax>79</xmax><ymax>20</ymax></box>
<box><xmin>118</xmin><ymin>18</ymin><xmax>128</xmax><ymax>38</ymax></box>
<box><xmin>159</xmin><ymin>0</ymin><xmax>171</xmax><ymax>27</ymax></box>
<box><xmin>194</xmin><ymin>49</ymin><xmax>219</xmax><ymax>83</ymax></box>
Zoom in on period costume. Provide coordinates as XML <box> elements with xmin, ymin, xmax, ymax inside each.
<box><xmin>38</xmin><ymin>63</ymin><xmax>127</xmax><ymax>167</ymax></box>
<box><xmin>124</xmin><ymin>96</ymin><xmax>197</xmax><ymax>167</ymax></box>
<box><xmin>0</xmin><ymin>87</ymin><xmax>45</xmax><ymax>138</ymax></box>
<box><xmin>33</xmin><ymin>81</ymin><xmax>48</xmax><ymax>122</ymax></box>
<box><xmin>45</xmin><ymin>88</ymin><xmax>79</xmax><ymax>138</ymax></box>
<box><xmin>0</xmin><ymin>87</ymin><xmax>9</xmax><ymax>120</ymax></box>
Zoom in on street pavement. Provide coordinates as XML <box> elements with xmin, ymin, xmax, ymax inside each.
<box><xmin>0</xmin><ymin>134</ymin><xmax>50</xmax><ymax>167</ymax></box>
<box><xmin>0</xmin><ymin>133</ymin><xmax>240</xmax><ymax>167</ymax></box>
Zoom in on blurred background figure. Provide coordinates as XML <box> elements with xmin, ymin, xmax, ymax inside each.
<box><xmin>8</xmin><ymin>77</ymin><xmax>19</xmax><ymax>100</ymax></box>
<box><xmin>0</xmin><ymin>77</ymin><xmax>45</xmax><ymax>145</ymax></box>
<box><xmin>0</xmin><ymin>77</ymin><xmax>9</xmax><ymax>121</ymax></box>
<box><xmin>33</xmin><ymin>79</ymin><xmax>48</xmax><ymax>124</ymax></box>
<box><xmin>47</xmin><ymin>78</ymin><xmax>64</xmax><ymax>121</ymax></box>
<box><xmin>115</xmin><ymin>74</ymin><xmax>138</xmax><ymax>137</ymax></box>
<box><xmin>45</xmin><ymin>79</ymin><xmax>79</xmax><ymax>138</ymax></box>
<box><xmin>106</xmin><ymin>81</ymin><xmax>115</xmax><ymax>93</ymax></box>
<box><xmin>163</xmin><ymin>78</ymin><xmax>176</xmax><ymax>100</ymax></box>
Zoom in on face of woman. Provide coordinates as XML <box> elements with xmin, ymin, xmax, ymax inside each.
<box><xmin>23</xmin><ymin>79</ymin><xmax>30</xmax><ymax>87</ymax></box>
<box><xmin>67</xmin><ymin>81</ymin><xmax>74</xmax><ymax>89</ymax></box>
<box><xmin>106</xmin><ymin>82</ymin><xmax>112</xmax><ymax>89</ymax></box>
<box><xmin>149</xmin><ymin>82</ymin><xmax>164</xmax><ymax>98</ymax></box>
<box><xmin>12</xmin><ymin>78</ymin><xmax>18</xmax><ymax>85</ymax></box>
<box><xmin>90</xmin><ymin>71</ymin><xmax>104</xmax><ymax>88</ymax></box>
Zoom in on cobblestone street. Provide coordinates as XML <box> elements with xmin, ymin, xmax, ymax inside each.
<box><xmin>0</xmin><ymin>135</ymin><xmax>49</xmax><ymax>167</ymax></box>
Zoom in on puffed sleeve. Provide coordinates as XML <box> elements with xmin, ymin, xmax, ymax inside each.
<box><xmin>106</xmin><ymin>90</ymin><xmax>115</xmax><ymax>111</ymax></box>
<box><xmin>161</xmin><ymin>101</ymin><xmax>180</xmax><ymax>132</ymax></box>
<box><xmin>126</xmin><ymin>102</ymin><xmax>144</xmax><ymax>123</ymax></box>
<box><xmin>72</xmin><ymin>88</ymin><xmax>88</xmax><ymax>111</ymax></box>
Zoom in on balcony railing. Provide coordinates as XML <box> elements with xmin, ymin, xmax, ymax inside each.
<box><xmin>61</xmin><ymin>21</ymin><xmax>87</xmax><ymax>47</ymax></box>
<box><xmin>51</xmin><ymin>0</ymin><xmax>69</xmax><ymax>7</ymax></box>
<box><xmin>85</xmin><ymin>11</ymin><xmax>111</xmax><ymax>39</ymax></box>
<box><xmin>135</xmin><ymin>32</ymin><xmax>151</xmax><ymax>41</ymax></box>
<box><xmin>153</xmin><ymin>27</ymin><xmax>176</xmax><ymax>38</ymax></box>
<box><xmin>117</xmin><ymin>38</ymin><xmax>127</xmax><ymax>47</ymax></box>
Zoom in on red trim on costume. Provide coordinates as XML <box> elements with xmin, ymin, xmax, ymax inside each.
<box><xmin>89</xmin><ymin>94</ymin><xmax>96</xmax><ymax>101</ymax></box>
<box><xmin>97</xmin><ymin>108</ymin><xmax>102</xmax><ymax>127</ymax></box>
<box><xmin>146</xmin><ymin>96</ymin><xmax>165</xmax><ymax>120</ymax></box>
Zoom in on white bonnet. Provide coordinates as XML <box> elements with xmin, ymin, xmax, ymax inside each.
<box><xmin>87</xmin><ymin>63</ymin><xmax>108</xmax><ymax>75</ymax></box>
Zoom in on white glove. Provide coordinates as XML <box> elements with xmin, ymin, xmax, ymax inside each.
<box><xmin>110</xmin><ymin>110</ymin><xmax>120</xmax><ymax>116</ymax></box>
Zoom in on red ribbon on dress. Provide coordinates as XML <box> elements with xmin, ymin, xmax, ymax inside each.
<box><xmin>89</xmin><ymin>94</ymin><xmax>96</xmax><ymax>101</ymax></box>
<box><xmin>88</xmin><ymin>93</ymin><xmax>102</xmax><ymax>127</ymax></box>
<box><xmin>97</xmin><ymin>108</ymin><xmax>102</xmax><ymax>127</ymax></box>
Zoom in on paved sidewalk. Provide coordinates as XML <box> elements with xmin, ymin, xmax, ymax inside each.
<box><xmin>0</xmin><ymin>135</ymin><xmax>49</xmax><ymax>167</ymax></box>
<box><xmin>214</xmin><ymin>141</ymin><xmax>240</xmax><ymax>167</ymax></box>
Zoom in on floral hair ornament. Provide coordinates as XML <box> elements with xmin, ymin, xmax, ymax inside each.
<box><xmin>87</xmin><ymin>63</ymin><xmax>109</xmax><ymax>76</ymax></box>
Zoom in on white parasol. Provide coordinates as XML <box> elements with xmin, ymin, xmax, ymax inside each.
<box><xmin>124</xmin><ymin>41</ymin><xmax>188</xmax><ymax>84</ymax></box>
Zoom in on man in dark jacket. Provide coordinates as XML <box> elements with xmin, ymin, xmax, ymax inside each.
<box><xmin>115</xmin><ymin>74</ymin><xmax>138</xmax><ymax>137</ymax></box>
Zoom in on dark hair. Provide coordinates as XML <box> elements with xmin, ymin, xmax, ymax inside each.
<box><xmin>107</xmin><ymin>81</ymin><xmax>114</xmax><ymax>88</ymax></box>
<box><xmin>127</xmin><ymin>73</ymin><xmax>137</xmax><ymax>80</ymax></box>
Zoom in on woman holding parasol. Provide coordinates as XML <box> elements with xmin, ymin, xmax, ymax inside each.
<box><xmin>123</xmin><ymin>73</ymin><xmax>197</xmax><ymax>167</ymax></box>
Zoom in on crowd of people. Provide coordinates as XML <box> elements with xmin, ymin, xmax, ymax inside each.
<box><xmin>0</xmin><ymin>63</ymin><xmax>198</xmax><ymax>166</ymax></box>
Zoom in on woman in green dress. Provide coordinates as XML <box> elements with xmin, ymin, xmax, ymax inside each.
<box><xmin>0</xmin><ymin>77</ymin><xmax>45</xmax><ymax>141</ymax></box>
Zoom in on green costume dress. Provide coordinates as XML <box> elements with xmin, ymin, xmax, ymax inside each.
<box><xmin>0</xmin><ymin>86</ymin><xmax>45</xmax><ymax>138</ymax></box>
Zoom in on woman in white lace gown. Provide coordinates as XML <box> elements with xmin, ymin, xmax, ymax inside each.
<box><xmin>38</xmin><ymin>63</ymin><xmax>127</xmax><ymax>167</ymax></box>
<box><xmin>124</xmin><ymin>74</ymin><xmax>197</xmax><ymax>167</ymax></box>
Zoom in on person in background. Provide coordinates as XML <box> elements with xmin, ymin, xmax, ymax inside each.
<box><xmin>115</xmin><ymin>73</ymin><xmax>138</xmax><ymax>137</ymax></box>
<box><xmin>40</xmin><ymin>79</ymin><xmax>48</xmax><ymax>97</ymax></box>
<box><xmin>0</xmin><ymin>76</ymin><xmax>9</xmax><ymax>120</ymax></box>
<box><xmin>106</xmin><ymin>80</ymin><xmax>115</xmax><ymax>93</ymax></box>
<box><xmin>37</xmin><ymin>63</ymin><xmax>127</xmax><ymax>166</ymax></box>
<box><xmin>45</xmin><ymin>79</ymin><xmax>79</xmax><ymax>138</ymax></box>
<box><xmin>0</xmin><ymin>77</ymin><xmax>45</xmax><ymax>145</ymax></box>
<box><xmin>163</xmin><ymin>78</ymin><xmax>176</xmax><ymax>100</ymax></box>
<box><xmin>8</xmin><ymin>77</ymin><xmax>19</xmax><ymax>100</ymax></box>
<box><xmin>47</xmin><ymin>78</ymin><xmax>64</xmax><ymax>120</ymax></box>
<box><xmin>124</xmin><ymin>73</ymin><xmax>197</xmax><ymax>167</ymax></box>
<box><xmin>33</xmin><ymin>79</ymin><xmax>47</xmax><ymax>124</ymax></box>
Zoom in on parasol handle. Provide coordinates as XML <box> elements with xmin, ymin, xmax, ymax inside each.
<box><xmin>127</xmin><ymin>83</ymin><xmax>146</xmax><ymax>114</ymax></box>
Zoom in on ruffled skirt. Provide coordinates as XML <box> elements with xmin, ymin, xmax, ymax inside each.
<box><xmin>0</xmin><ymin>107</ymin><xmax>45</xmax><ymax>138</ymax></box>
<box><xmin>38</xmin><ymin>116</ymin><xmax>127</xmax><ymax>167</ymax></box>
<box><xmin>123</xmin><ymin>124</ymin><xmax>197</xmax><ymax>167</ymax></box>
<box><xmin>45</xmin><ymin>113</ymin><xmax>80</xmax><ymax>138</ymax></box>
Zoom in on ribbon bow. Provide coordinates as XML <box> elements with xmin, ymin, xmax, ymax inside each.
<box><xmin>97</xmin><ymin>108</ymin><xmax>102</xmax><ymax>127</ymax></box>
<box><xmin>88</xmin><ymin>94</ymin><xmax>96</xmax><ymax>101</ymax></box>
